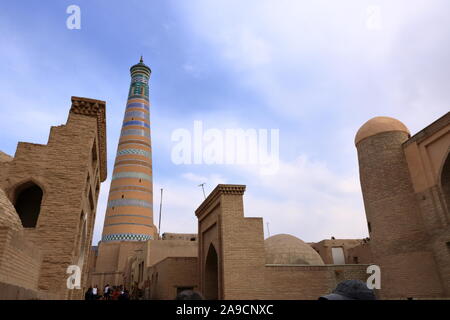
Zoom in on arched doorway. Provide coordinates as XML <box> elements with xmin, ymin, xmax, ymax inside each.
<box><xmin>440</xmin><ymin>153</ymin><xmax>450</xmax><ymax>215</ymax></box>
<box><xmin>204</xmin><ymin>244</ymin><xmax>218</xmax><ymax>300</ymax></box>
<box><xmin>13</xmin><ymin>181</ymin><xmax>43</xmax><ymax>228</ymax></box>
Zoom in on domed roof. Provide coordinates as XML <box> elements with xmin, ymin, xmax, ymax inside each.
<box><xmin>265</xmin><ymin>234</ymin><xmax>324</xmax><ymax>265</ymax></box>
<box><xmin>355</xmin><ymin>116</ymin><xmax>410</xmax><ymax>145</ymax></box>
<box><xmin>130</xmin><ymin>56</ymin><xmax>151</xmax><ymax>76</ymax></box>
<box><xmin>0</xmin><ymin>188</ymin><xmax>23</xmax><ymax>231</ymax></box>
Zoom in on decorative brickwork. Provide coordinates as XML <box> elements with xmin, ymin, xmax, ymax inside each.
<box><xmin>70</xmin><ymin>96</ymin><xmax>107</xmax><ymax>182</ymax></box>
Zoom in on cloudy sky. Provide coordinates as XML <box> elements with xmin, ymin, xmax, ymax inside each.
<box><xmin>0</xmin><ymin>1</ymin><xmax>448</xmax><ymax>244</ymax></box>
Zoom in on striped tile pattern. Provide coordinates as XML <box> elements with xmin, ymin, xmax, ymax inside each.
<box><xmin>112</xmin><ymin>172</ymin><xmax>152</xmax><ymax>181</ymax></box>
<box><xmin>102</xmin><ymin>233</ymin><xmax>153</xmax><ymax>242</ymax></box>
<box><xmin>107</xmin><ymin>198</ymin><xmax>152</xmax><ymax>208</ymax></box>
<box><xmin>121</xmin><ymin>129</ymin><xmax>151</xmax><ymax>137</ymax></box>
<box><xmin>101</xmin><ymin>58</ymin><xmax>157</xmax><ymax>242</ymax></box>
<box><xmin>116</xmin><ymin>148</ymin><xmax>151</xmax><ymax>158</ymax></box>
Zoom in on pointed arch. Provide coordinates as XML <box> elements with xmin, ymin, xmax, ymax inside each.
<box><xmin>204</xmin><ymin>243</ymin><xmax>219</xmax><ymax>300</ymax></box>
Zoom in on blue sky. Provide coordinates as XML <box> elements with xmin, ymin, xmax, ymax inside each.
<box><xmin>0</xmin><ymin>1</ymin><xmax>449</xmax><ymax>245</ymax></box>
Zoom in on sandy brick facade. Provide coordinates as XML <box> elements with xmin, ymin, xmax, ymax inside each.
<box><xmin>264</xmin><ymin>264</ymin><xmax>369</xmax><ymax>299</ymax></box>
<box><xmin>310</xmin><ymin>239</ymin><xmax>371</xmax><ymax>264</ymax></box>
<box><xmin>356</xmin><ymin>114</ymin><xmax>450</xmax><ymax>299</ymax></box>
<box><xmin>195</xmin><ymin>185</ymin><xmax>266</xmax><ymax>299</ymax></box>
<box><xmin>147</xmin><ymin>257</ymin><xmax>198</xmax><ymax>300</ymax></box>
<box><xmin>193</xmin><ymin>184</ymin><xmax>370</xmax><ymax>300</ymax></box>
<box><xmin>0</xmin><ymin>96</ymin><xmax>107</xmax><ymax>299</ymax></box>
<box><xmin>346</xmin><ymin>241</ymin><xmax>373</xmax><ymax>264</ymax></box>
<box><xmin>89</xmin><ymin>241</ymin><xmax>144</xmax><ymax>289</ymax></box>
<box><xmin>0</xmin><ymin>227</ymin><xmax>41</xmax><ymax>291</ymax></box>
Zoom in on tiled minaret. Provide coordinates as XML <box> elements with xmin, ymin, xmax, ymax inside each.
<box><xmin>101</xmin><ymin>57</ymin><xmax>156</xmax><ymax>242</ymax></box>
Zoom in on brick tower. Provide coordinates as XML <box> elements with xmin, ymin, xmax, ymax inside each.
<box><xmin>355</xmin><ymin>116</ymin><xmax>444</xmax><ymax>299</ymax></box>
<box><xmin>101</xmin><ymin>57</ymin><xmax>157</xmax><ymax>242</ymax></box>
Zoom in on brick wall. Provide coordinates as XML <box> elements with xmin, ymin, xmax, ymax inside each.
<box><xmin>357</xmin><ymin>130</ymin><xmax>445</xmax><ymax>298</ymax></box>
<box><xmin>145</xmin><ymin>239</ymin><xmax>197</xmax><ymax>267</ymax></box>
<box><xmin>346</xmin><ymin>242</ymin><xmax>373</xmax><ymax>264</ymax></box>
<box><xmin>264</xmin><ymin>264</ymin><xmax>369</xmax><ymax>300</ymax></box>
<box><xmin>148</xmin><ymin>257</ymin><xmax>198</xmax><ymax>300</ymax></box>
<box><xmin>196</xmin><ymin>185</ymin><xmax>266</xmax><ymax>300</ymax></box>
<box><xmin>0</xmin><ymin>227</ymin><xmax>42</xmax><ymax>291</ymax></box>
<box><xmin>89</xmin><ymin>240</ymin><xmax>144</xmax><ymax>289</ymax></box>
<box><xmin>310</xmin><ymin>239</ymin><xmax>366</xmax><ymax>264</ymax></box>
<box><xmin>0</xmin><ymin>97</ymin><xmax>107</xmax><ymax>299</ymax></box>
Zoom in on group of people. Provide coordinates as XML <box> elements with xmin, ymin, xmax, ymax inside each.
<box><xmin>84</xmin><ymin>284</ymin><xmax>130</xmax><ymax>300</ymax></box>
<box><xmin>85</xmin><ymin>279</ymin><xmax>376</xmax><ymax>300</ymax></box>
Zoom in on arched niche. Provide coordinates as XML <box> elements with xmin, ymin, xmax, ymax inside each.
<box><xmin>13</xmin><ymin>181</ymin><xmax>44</xmax><ymax>228</ymax></box>
<box><xmin>439</xmin><ymin>151</ymin><xmax>450</xmax><ymax>216</ymax></box>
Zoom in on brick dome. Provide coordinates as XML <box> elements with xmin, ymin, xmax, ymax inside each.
<box><xmin>355</xmin><ymin>116</ymin><xmax>410</xmax><ymax>145</ymax></box>
<box><xmin>0</xmin><ymin>188</ymin><xmax>23</xmax><ymax>231</ymax></box>
<box><xmin>265</xmin><ymin>234</ymin><xmax>324</xmax><ymax>265</ymax></box>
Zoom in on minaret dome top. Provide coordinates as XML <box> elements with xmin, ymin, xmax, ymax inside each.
<box><xmin>130</xmin><ymin>56</ymin><xmax>151</xmax><ymax>78</ymax></box>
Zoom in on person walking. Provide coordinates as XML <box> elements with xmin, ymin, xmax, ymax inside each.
<box><xmin>92</xmin><ymin>285</ymin><xmax>98</xmax><ymax>299</ymax></box>
<box><xmin>104</xmin><ymin>284</ymin><xmax>111</xmax><ymax>300</ymax></box>
<box><xmin>84</xmin><ymin>287</ymin><xmax>94</xmax><ymax>300</ymax></box>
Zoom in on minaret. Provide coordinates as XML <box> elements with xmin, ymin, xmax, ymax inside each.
<box><xmin>355</xmin><ymin>117</ymin><xmax>443</xmax><ymax>298</ymax></box>
<box><xmin>101</xmin><ymin>57</ymin><xmax>157</xmax><ymax>242</ymax></box>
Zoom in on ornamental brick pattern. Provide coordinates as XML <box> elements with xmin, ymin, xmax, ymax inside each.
<box><xmin>101</xmin><ymin>58</ymin><xmax>157</xmax><ymax>242</ymax></box>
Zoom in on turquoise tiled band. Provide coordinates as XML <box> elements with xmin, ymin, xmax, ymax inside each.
<box><xmin>121</xmin><ymin>129</ymin><xmax>150</xmax><ymax>137</ymax></box>
<box><xmin>117</xmin><ymin>148</ymin><xmax>151</xmax><ymax>158</ymax></box>
<box><xmin>127</xmin><ymin>95</ymin><xmax>149</xmax><ymax>101</ymax></box>
<box><xmin>102</xmin><ymin>233</ymin><xmax>153</xmax><ymax>242</ymax></box>
<box><xmin>107</xmin><ymin>199</ymin><xmax>152</xmax><ymax>208</ymax></box>
<box><xmin>112</xmin><ymin>172</ymin><xmax>152</xmax><ymax>181</ymax></box>
<box><xmin>124</xmin><ymin>111</ymin><xmax>148</xmax><ymax>119</ymax></box>
<box><xmin>123</xmin><ymin>120</ymin><xmax>150</xmax><ymax>128</ymax></box>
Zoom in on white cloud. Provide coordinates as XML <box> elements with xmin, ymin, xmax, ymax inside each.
<box><xmin>181</xmin><ymin>172</ymin><xmax>227</xmax><ymax>186</ymax></box>
<box><xmin>176</xmin><ymin>0</ymin><xmax>449</xmax><ymax>126</ymax></box>
<box><xmin>238</xmin><ymin>155</ymin><xmax>368</xmax><ymax>241</ymax></box>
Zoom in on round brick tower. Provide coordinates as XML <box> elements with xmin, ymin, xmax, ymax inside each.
<box><xmin>101</xmin><ymin>57</ymin><xmax>157</xmax><ymax>242</ymax></box>
<box><xmin>355</xmin><ymin>117</ymin><xmax>444</xmax><ymax>298</ymax></box>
